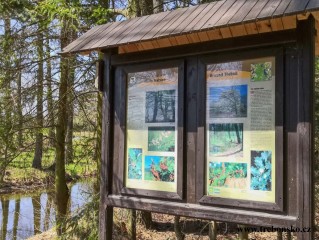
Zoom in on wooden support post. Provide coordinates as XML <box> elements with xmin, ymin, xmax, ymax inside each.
<box><xmin>99</xmin><ymin>50</ymin><xmax>116</xmax><ymax>240</ymax></box>
<box><xmin>238</xmin><ymin>225</ymin><xmax>248</xmax><ymax>240</ymax></box>
<box><xmin>127</xmin><ymin>209</ymin><xmax>137</xmax><ymax>240</ymax></box>
<box><xmin>208</xmin><ymin>221</ymin><xmax>217</xmax><ymax>240</ymax></box>
<box><xmin>295</xmin><ymin>16</ymin><xmax>315</xmax><ymax>240</ymax></box>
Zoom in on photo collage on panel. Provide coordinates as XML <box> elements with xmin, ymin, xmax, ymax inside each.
<box><xmin>206</xmin><ymin>57</ymin><xmax>276</xmax><ymax>203</ymax></box>
<box><xmin>126</xmin><ymin>68</ymin><xmax>178</xmax><ymax>192</ymax></box>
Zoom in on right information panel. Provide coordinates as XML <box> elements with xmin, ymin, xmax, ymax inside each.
<box><xmin>206</xmin><ymin>57</ymin><xmax>276</xmax><ymax>203</ymax></box>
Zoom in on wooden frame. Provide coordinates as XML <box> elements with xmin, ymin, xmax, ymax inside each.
<box><xmin>113</xmin><ymin>60</ymin><xmax>185</xmax><ymax>200</ymax></box>
<box><xmin>196</xmin><ymin>48</ymin><xmax>284</xmax><ymax>212</ymax></box>
<box><xmin>99</xmin><ymin>17</ymin><xmax>315</xmax><ymax>240</ymax></box>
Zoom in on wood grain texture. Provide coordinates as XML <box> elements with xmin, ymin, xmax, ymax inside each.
<box><xmin>62</xmin><ymin>0</ymin><xmax>319</xmax><ymax>54</ymax></box>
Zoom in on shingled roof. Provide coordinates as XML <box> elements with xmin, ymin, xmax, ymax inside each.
<box><xmin>62</xmin><ymin>0</ymin><xmax>319</xmax><ymax>55</ymax></box>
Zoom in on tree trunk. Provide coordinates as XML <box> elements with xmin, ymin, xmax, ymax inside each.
<box><xmin>238</xmin><ymin>224</ymin><xmax>249</xmax><ymax>240</ymax></box>
<box><xmin>277</xmin><ymin>231</ymin><xmax>283</xmax><ymax>240</ymax></box>
<box><xmin>95</xmin><ymin>91</ymin><xmax>103</xmax><ymax>193</ymax></box>
<box><xmin>1</xmin><ymin>199</ymin><xmax>9</xmax><ymax>239</ymax></box>
<box><xmin>45</xmin><ymin>29</ymin><xmax>56</xmax><ymax>147</ymax></box>
<box><xmin>13</xmin><ymin>199</ymin><xmax>20</xmax><ymax>240</ymax></box>
<box><xmin>174</xmin><ymin>216</ymin><xmax>185</xmax><ymax>240</ymax></box>
<box><xmin>55</xmin><ymin>13</ymin><xmax>71</xmax><ymax>235</ymax></box>
<box><xmin>127</xmin><ymin>209</ymin><xmax>136</xmax><ymax>240</ymax></box>
<box><xmin>32</xmin><ymin>29</ymin><xmax>44</xmax><ymax>169</ymax></box>
<box><xmin>208</xmin><ymin>221</ymin><xmax>218</xmax><ymax>240</ymax></box>
<box><xmin>32</xmin><ymin>196</ymin><xmax>41</xmax><ymax>235</ymax></box>
<box><xmin>234</xmin><ymin>123</ymin><xmax>241</xmax><ymax>144</ymax></box>
<box><xmin>17</xmin><ymin>63</ymin><xmax>23</xmax><ymax>148</ymax></box>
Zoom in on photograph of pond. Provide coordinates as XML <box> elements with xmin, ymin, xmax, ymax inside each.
<box><xmin>208</xmin><ymin>162</ymin><xmax>247</xmax><ymax>189</ymax></box>
<box><xmin>209</xmin><ymin>123</ymin><xmax>243</xmax><ymax>157</ymax></box>
<box><xmin>250</xmin><ymin>150</ymin><xmax>272</xmax><ymax>191</ymax></box>
<box><xmin>127</xmin><ymin>148</ymin><xmax>143</xmax><ymax>180</ymax></box>
<box><xmin>148</xmin><ymin>126</ymin><xmax>175</xmax><ymax>152</ymax></box>
<box><xmin>251</xmin><ymin>62</ymin><xmax>272</xmax><ymax>82</ymax></box>
<box><xmin>144</xmin><ymin>156</ymin><xmax>175</xmax><ymax>182</ymax></box>
<box><xmin>145</xmin><ymin>90</ymin><xmax>176</xmax><ymax>123</ymax></box>
<box><xmin>209</xmin><ymin>85</ymin><xmax>247</xmax><ymax>118</ymax></box>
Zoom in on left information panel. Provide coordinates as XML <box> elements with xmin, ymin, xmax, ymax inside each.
<box><xmin>125</xmin><ymin>68</ymin><xmax>178</xmax><ymax>193</ymax></box>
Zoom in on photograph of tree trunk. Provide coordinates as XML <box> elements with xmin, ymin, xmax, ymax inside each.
<box><xmin>145</xmin><ymin>90</ymin><xmax>176</xmax><ymax>123</ymax></box>
<box><xmin>209</xmin><ymin>123</ymin><xmax>243</xmax><ymax>157</ymax></box>
<box><xmin>209</xmin><ymin>85</ymin><xmax>247</xmax><ymax>118</ymax></box>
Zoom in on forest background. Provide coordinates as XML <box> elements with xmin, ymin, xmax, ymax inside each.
<box><xmin>0</xmin><ymin>0</ymin><xmax>318</xmax><ymax>239</ymax></box>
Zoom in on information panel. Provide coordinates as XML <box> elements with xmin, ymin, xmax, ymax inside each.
<box><xmin>206</xmin><ymin>57</ymin><xmax>276</xmax><ymax>203</ymax></box>
<box><xmin>125</xmin><ymin>68</ymin><xmax>178</xmax><ymax>192</ymax></box>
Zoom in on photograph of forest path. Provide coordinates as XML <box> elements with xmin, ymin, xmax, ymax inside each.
<box><xmin>209</xmin><ymin>123</ymin><xmax>243</xmax><ymax>157</ymax></box>
<box><xmin>145</xmin><ymin>90</ymin><xmax>176</xmax><ymax>123</ymax></box>
<box><xmin>209</xmin><ymin>85</ymin><xmax>248</xmax><ymax>118</ymax></box>
<box><xmin>144</xmin><ymin>156</ymin><xmax>175</xmax><ymax>182</ymax></box>
<box><xmin>251</xmin><ymin>62</ymin><xmax>272</xmax><ymax>82</ymax></box>
<box><xmin>127</xmin><ymin>148</ymin><xmax>143</xmax><ymax>180</ymax></box>
<box><xmin>148</xmin><ymin>126</ymin><xmax>175</xmax><ymax>152</ymax></box>
<box><xmin>208</xmin><ymin>162</ymin><xmax>247</xmax><ymax>190</ymax></box>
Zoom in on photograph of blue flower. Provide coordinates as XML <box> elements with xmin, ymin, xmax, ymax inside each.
<box><xmin>250</xmin><ymin>151</ymin><xmax>272</xmax><ymax>191</ymax></box>
<box><xmin>209</xmin><ymin>85</ymin><xmax>247</xmax><ymax>118</ymax></box>
<box><xmin>127</xmin><ymin>148</ymin><xmax>143</xmax><ymax>180</ymax></box>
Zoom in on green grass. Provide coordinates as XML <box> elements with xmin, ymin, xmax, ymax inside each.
<box><xmin>5</xmin><ymin>132</ymin><xmax>97</xmax><ymax>187</ymax></box>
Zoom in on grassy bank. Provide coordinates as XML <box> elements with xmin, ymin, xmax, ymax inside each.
<box><xmin>1</xmin><ymin>132</ymin><xmax>97</xmax><ymax>194</ymax></box>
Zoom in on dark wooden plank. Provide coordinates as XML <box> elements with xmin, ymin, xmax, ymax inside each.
<box><xmin>140</xmin><ymin>10</ymin><xmax>179</xmax><ymax>41</ymax></box>
<box><xmin>106</xmin><ymin>195</ymin><xmax>298</xmax><ymax>227</ymax></box>
<box><xmin>199</xmin><ymin>196</ymin><xmax>282</xmax><ymax>211</ymax></box>
<box><xmin>100</xmin><ymin>15</ymin><xmax>150</xmax><ymax>47</ymax></box>
<box><xmin>295</xmin><ymin>16</ymin><xmax>315</xmax><ymax>240</ymax></box>
<box><xmin>285</xmin><ymin>0</ymin><xmax>311</xmax><ymax>15</ymax></box>
<box><xmin>216</xmin><ymin>0</ymin><xmax>247</xmax><ymax>27</ymax></box>
<box><xmin>178</xmin><ymin>3</ymin><xmax>211</xmax><ymax>34</ymax></box>
<box><xmin>81</xmin><ymin>21</ymin><xmax>125</xmax><ymax>52</ymax></box>
<box><xmin>274</xmin><ymin>48</ymin><xmax>284</xmax><ymax>213</ymax></box>
<box><xmin>190</xmin><ymin>1</ymin><xmax>225</xmax><ymax>31</ymax></box>
<box><xmin>64</xmin><ymin>24</ymin><xmax>110</xmax><ymax>53</ymax></box>
<box><xmin>99</xmin><ymin>51</ymin><xmax>116</xmax><ymax>240</ymax></box>
<box><xmin>229</xmin><ymin>0</ymin><xmax>260</xmax><ymax>24</ymax></box>
<box><xmin>285</xmin><ymin>46</ymin><xmax>298</xmax><ymax>218</ymax></box>
<box><xmin>307</xmin><ymin>0</ymin><xmax>319</xmax><ymax>10</ymax></box>
<box><xmin>195</xmin><ymin>58</ymin><xmax>206</xmax><ymax>202</ymax></box>
<box><xmin>201</xmin><ymin>0</ymin><xmax>237</xmax><ymax>30</ymax></box>
<box><xmin>111</xmin><ymin>29</ymin><xmax>297</xmax><ymax>65</ymax></box>
<box><xmin>159</xmin><ymin>5</ymin><xmax>200</xmax><ymax>37</ymax></box>
<box><xmin>153</xmin><ymin>7</ymin><xmax>189</xmax><ymax>39</ymax></box>
<box><xmin>112</xmin><ymin>67</ymin><xmax>123</xmax><ymax>195</ymax></box>
<box><xmin>185</xmin><ymin>57</ymin><xmax>198</xmax><ymax>204</ymax></box>
<box><xmin>272</xmin><ymin>0</ymin><xmax>293</xmax><ymax>17</ymax></box>
<box><xmin>243</xmin><ymin>0</ymin><xmax>270</xmax><ymax>22</ymax></box>
<box><xmin>257</xmin><ymin>0</ymin><xmax>283</xmax><ymax>20</ymax></box>
<box><xmin>122</xmin><ymin>11</ymin><xmax>171</xmax><ymax>45</ymax></box>
<box><xmin>121</xmin><ymin>188</ymin><xmax>182</xmax><ymax>200</ymax></box>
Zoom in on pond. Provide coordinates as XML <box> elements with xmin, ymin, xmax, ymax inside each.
<box><xmin>0</xmin><ymin>180</ymin><xmax>94</xmax><ymax>240</ymax></box>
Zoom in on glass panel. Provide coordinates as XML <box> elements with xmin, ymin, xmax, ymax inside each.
<box><xmin>125</xmin><ymin>68</ymin><xmax>178</xmax><ymax>192</ymax></box>
<box><xmin>206</xmin><ymin>58</ymin><xmax>276</xmax><ymax>203</ymax></box>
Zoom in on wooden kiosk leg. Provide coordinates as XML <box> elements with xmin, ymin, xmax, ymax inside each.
<box><xmin>99</xmin><ymin>204</ymin><xmax>113</xmax><ymax>240</ymax></box>
<box><xmin>295</xmin><ymin>16</ymin><xmax>315</xmax><ymax>240</ymax></box>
